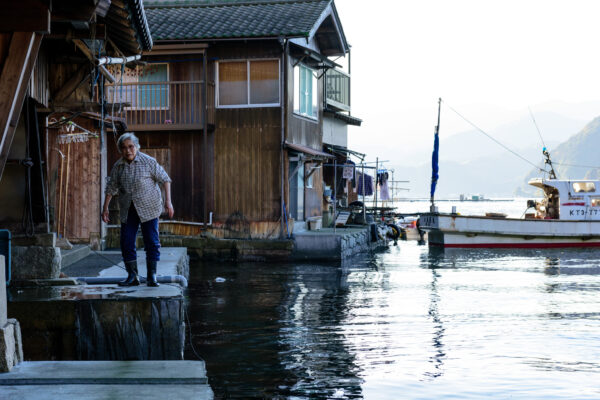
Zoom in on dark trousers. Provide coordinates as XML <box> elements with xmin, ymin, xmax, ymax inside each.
<box><xmin>120</xmin><ymin>204</ymin><xmax>160</xmax><ymax>263</ymax></box>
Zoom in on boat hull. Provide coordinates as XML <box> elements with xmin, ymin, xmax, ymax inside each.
<box><xmin>420</xmin><ymin>213</ymin><xmax>600</xmax><ymax>248</ymax></box>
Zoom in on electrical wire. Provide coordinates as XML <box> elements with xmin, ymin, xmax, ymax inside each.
<box><xmin>552</xmin><ymin>161</ymin><xmax>600</xmax><ymax>169</ymax></box>
<box><xmin>185</xmin><ymin>306</ymin><xmax>205</xmax><ymax>361</ymax></box>
<box><xmin>441</xmin><ymin>100</ymin><xmax>545</xmax><ymax>173</ymax></box>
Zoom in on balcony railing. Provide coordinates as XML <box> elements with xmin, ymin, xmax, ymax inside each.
<box><xmin>101</xmin><ymin>81</ymin><xmax>215</xmax><ymax>131</ymax></box>
<box><xmin>325</xmin><ymin>69</ymin><xmax>350</xmax><ymax>112</ymax></box>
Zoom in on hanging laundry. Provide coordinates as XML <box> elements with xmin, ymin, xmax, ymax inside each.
<box><xmin>357</xmin><ymin>173</ymin><xmax>374</xmax><ymax>196</ymax></box>
<box><xmin>342</xmin><ymin>161</ymin><xmax>355</xmax><ymax>180</ymax></box>
<box><xmin>380</xmin><ymin>180</ymin><xmax>391</xmax><ymax>201</ymax></box>
<box><xmin>346</xmin><ymin>160</ymin><xmax>357</xmax><ymax>188</ymax></box>
<box><xmin>376</xmin><ymin>171</ymin><xmax>389</xmax><ymax>186</ymax></box>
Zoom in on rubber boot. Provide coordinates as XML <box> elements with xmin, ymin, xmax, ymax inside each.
<box><xmin>119</xmin><ymin>260</ymin><xmax>140</xmax><ymax>286</ymax></box>
<box><xmin>147</xmin><ymin>260</ymin><xmax>160</xmax><ymax>287</ymax></box>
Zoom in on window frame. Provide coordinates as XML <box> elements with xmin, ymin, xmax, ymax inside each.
<box><xmin>216</xmin><ymin>58</ymin><xmax>281</xmax><ymax>108</ymax></box>
<box><xmin>293</xmin><ymin>62</ymin><xmax>319</xmax><ymax>121</ymax></box>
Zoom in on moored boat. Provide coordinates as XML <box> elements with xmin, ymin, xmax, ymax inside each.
<box><xmin>421</xmin><ymin>99</ymin><xmax>600</xmax><ymax>248</ymax></box>
<box><xmin>421</xmin><ymin>179</ymin><xmax>600</xmax><ymax>247</ymax></box>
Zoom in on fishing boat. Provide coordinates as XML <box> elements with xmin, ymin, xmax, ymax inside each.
<box><xmin>421</xmin><ymin>176</ymin><xmax>600</xmax><ymax>248</ymax></box>
<box><xmin>419</xmin><ymin>99</ymin><xmax>600</xmax><ymax>248</ymax></box>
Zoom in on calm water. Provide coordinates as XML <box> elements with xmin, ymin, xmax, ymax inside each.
<box><xmin>185</xmin><ymin>200</ymin><xmax>600</xmax><ymax>399</ymax></box>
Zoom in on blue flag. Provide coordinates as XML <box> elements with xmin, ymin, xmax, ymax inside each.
<box><xmin>430</xmin><ymin>131</ymin><xmax>439</xmax><ymax>199</ymax></box>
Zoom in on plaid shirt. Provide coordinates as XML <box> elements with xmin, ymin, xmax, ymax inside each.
<box><xmin>105</xmin><ymin>152</ymin><xmax>171</xmax><ymax>223</ymax></box>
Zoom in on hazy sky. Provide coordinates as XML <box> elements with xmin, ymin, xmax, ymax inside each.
<box><xmin>335</xmin><ymin>0</ymin><xmax>600</xmax><ymax>163</ymax></box>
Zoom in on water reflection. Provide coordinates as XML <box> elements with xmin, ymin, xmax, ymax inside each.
<box><xmin>186</xmin><ymin>261</ymin><xmax>363</xmax><ymax>398</ymax></box>
<box><xmin>185</xmin><ymin>242</ymin><xmax>600</xmax><ymax>399</ymax></box>
<box><xmin>424</xmin><ymin>269</ymin><xmax>445</xmax><ymax>380</ymax></box>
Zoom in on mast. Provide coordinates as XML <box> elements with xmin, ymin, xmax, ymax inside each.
<box><xmin>430</xmin><ymin>98</ymin><xmax>441</xmax><ymax>212</ymax></box>
<box><xmin>542</xmin><ymin>147</ymin><xmax>557</xmax><ymax>180</ymax></box>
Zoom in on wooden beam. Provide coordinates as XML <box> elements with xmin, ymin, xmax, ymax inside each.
<box><xmin>45</xmin><ymin>101</ymin><xmax>130</xmax><ymax>113</ymax></box>
<box><xmin>72</xmin><ymin>39</ymin><xmax>94</xmax><ymax>60</ymax></box>
<box><xmin>52</xmin><ymin>64</ymin><xmax>89</xmax><ymax>102</ymax></box>
<box><xmin>99</xmin><ymin>65</ymin><xmax>115</xmax><ymax>83</ymax></box>
<box><xmin>0</xmin><ymin>32</ymin><xmax>42</xmax><ymax>181</ymax></box>
<box><xmin>0</xmin><ymin>0</ymin><xmax>50</xmax><ymax>33</ymax></box>
<box><xmin>72</xmin><ymin>39</ymin><xmax>116</xmax><ymax>84</ymax></box>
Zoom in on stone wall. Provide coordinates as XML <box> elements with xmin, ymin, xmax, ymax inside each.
<box><xmin>11</xmin><ymin>246</ymin><xmax>61</xmax><ymax>280</ymax></box>
<box><xmin>340</xmin><ymin>229</ymin><xmax>372</xmax><ymax>259</ymax></box>
<box><xmin>10</xmin><ymin>233</ymin><xmax>61</xmax><ymax>281</ymax></box>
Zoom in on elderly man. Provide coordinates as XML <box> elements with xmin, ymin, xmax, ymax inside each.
<box><xmin>102</xmin><ymin>133</ymin><xmax>173</xmax><ymax>287</ymax></box>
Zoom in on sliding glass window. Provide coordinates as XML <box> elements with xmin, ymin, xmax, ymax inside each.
<box><xmin>218</xmin><ymin>59</ymin><xmax>280</xmax><ymax>107</ymax></box>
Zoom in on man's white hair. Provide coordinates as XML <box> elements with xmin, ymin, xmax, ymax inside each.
<box><xmin>117</xmin><ymin>132</ymin><xmax>140</xmax><ymax>150</ymax></box>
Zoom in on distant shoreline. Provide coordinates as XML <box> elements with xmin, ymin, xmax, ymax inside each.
<box><xmin>393</xmin><ymin>199</ymin><xmax>515</xmax><ymax>202</ymax></box>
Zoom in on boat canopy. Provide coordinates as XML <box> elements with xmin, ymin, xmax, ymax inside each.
<box><xmin>528</xmin><ymin>178</ymin><xmax>599</xmax><ymax>195</ymax></box>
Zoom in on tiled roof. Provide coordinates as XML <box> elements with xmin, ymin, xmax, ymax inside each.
<box><xmin>144</xmin><ymin>0</ymin><xmax>332</xmax><ymax>40</ymax></box>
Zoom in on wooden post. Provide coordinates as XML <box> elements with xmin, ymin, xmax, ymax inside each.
<box><xmin>333</xmin><ymin>159</ymin><xmax>337</xmax><ymax>233</ymax></box>
<box><xmin>0</xmin><ymin>32</ymin><xmax>42</xmax><ymax>181</ymax></box>
<box><xmin>202</xmin><ymin>51</ymin><xmax>208</xmax><ymax>228</ymax></box>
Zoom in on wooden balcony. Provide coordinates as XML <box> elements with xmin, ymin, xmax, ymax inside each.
<box><xmin>101</xmin><ymin>81</ymin><xmax>215</xmax><ymax>131</ymax></box>
<box><xmin>325</xmin><ymin>69</ymin><xmax>350</xmax><ymax>112</ymax></box>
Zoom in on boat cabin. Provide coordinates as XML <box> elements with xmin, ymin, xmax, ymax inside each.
<box><xmin>528</xmin><ymin>178</ymin><xmax>600</xmax><ymax>220</ymax></box>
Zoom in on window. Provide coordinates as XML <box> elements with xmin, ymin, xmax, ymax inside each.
<box><xmin>591</xmin><ymin>197</ymin><xmax>600</xmax><ymax>207</ymax></box>
<box><xmin>293</xmin><ymin>64</ymin><xmax>318</xmax><ymax>119</ymax></box>
<box><xmin>573</xmin><ymin>182</ymin><xmax>596</xmax><ymax>193</ymax></box>
<box><xmin>107</xmin><ymin>64</ymin><xmax>169</xmax><ymax>109</ymax></box>
<box><xmin>217</xmin><ymin>59</ymin><xmax>280</xmax><ymax>107</ymax></box>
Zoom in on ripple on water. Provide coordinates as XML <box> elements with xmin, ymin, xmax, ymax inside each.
<box><xmin>186</xmin><ymin>240</ymin><xmax>600</xmax><ymax>399</ymax></box>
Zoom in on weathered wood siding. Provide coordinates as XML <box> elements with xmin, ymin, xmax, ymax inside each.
<box><xmin>48</xmin><ymin>61</ymin><xmax>94</xmax><ymax>103</ymax></box>
<box><xmin>213</xmin><ymin>107</ymin><xmax>281</xmax><ymax>223</ymax></box>
<box><xmin>208</xmin><ymin>42</ymin><xmax>284</xmax><ymax>226</ymax></box>
<box><xmin>47</xmin><ymin>116</ymin><xmax>101</xmax><ymax>242</ymax></box>
<box><xmin>304</xmin><ymin>161</ymin><xmax>323</xmax><ymax>219</ymax></box>
<box><xmin>29</xmin><ymin>47</ymin><xmax>49</xmax><ymax>107</ymax></box>
<box><xmin>106</xmin><ymin>130</ymin><xmax>215</xmax><ymax>223</ymax></box>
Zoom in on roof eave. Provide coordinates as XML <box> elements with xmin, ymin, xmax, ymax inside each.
<box><xmin>127</xmin><ymin>0</ymin><xmax>154</xmax><ymax>51</ymax></box>
<box><xmin>308</xmin><ymin>1</ymin><xmax>349</xmax><ymax>56</ymax></box>
<box><xmin>153</xmin><ymin>33</ymin><xmax>309</xmax><ymax>42</ymax></box>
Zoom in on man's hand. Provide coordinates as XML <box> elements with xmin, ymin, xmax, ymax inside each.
<box><xmin>102</xmin><ymin>209</ymin><xmax>110</xmax><ymax>223</ymax></box>
<box><xmin>165</xmin><ymin>201</ymin><xmax>174</xmax><ymax>219</ymax></box>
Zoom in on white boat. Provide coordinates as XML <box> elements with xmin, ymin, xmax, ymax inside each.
<box><xmin>421</xmin><ymin>177</ymin><xmax>600</xmax><ymax>248</ymax></box>
<box><xmin>421</xmin><ymin>99</ymin><xmax>600</xmax><ymax>248</ymax></box>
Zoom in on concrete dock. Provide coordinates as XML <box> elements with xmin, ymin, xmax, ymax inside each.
<box><xmin>0</xmin><ymin>360</ymin><xmax>213</xmax><ymax>399</ymax></box>
<box><xmin>8</xmin><ymin>248</ymin><xmax>190</xmax><ymax>361</ymax></box>
<box><xmin>292</xmin><ymin>225</ymin><xmax>387</xmax><ymax>261</ymax></box>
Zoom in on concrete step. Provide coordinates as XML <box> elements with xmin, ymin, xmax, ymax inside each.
<box><xmin>60</xmin><ymin>244</ymin><xmax>91</xmax><ymax>269</ymax></box>
<box><xmin>0</xmin><ymin>384</ymin><xmax>213</xmax><ymax>400</ymax></box>
<box><xmin>0</xmin><ymin>360</ymin><xmax>207</xmax><ymax>385</ymax></box>
<box><xmin>0</xmin><ymin>361</ymin><xmax>213</xmax><ymax>400</ymax></box>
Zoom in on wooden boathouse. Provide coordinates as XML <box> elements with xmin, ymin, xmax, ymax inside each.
<box><xmin>0</xmin><ymin>0</ymin><xmax>153</xmax><ymax>268</ymax></box>
<box><xmin>106</xmin><ymin>0</ymin><xmax>363</xmax><ymax>239</ymax></box>
<box><xmin>0</xmin><ymin>0</ymin><xmax>363</xmax><ymax>258</ymax></box>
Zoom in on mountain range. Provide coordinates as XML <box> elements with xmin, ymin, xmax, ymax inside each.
<box><xmin>516</xmin><ymin>116</ymin><xmax>600</xmax><ymax>196</ymax></box>
<box><xmin>390</xmin><ymin>105</ymin><xmax>600</xmax><ymax>198</ymax></box>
